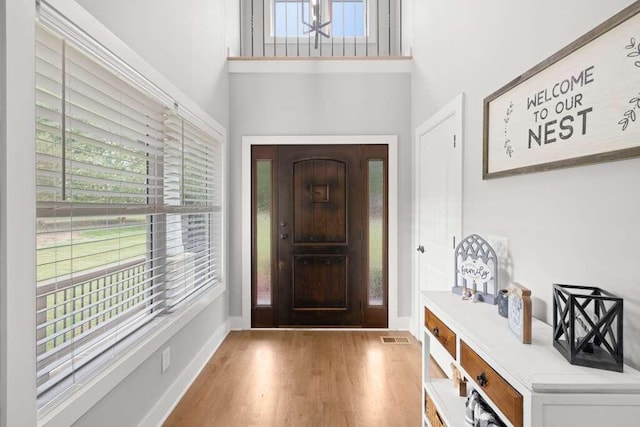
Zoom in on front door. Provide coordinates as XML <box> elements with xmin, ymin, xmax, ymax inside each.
<box><xmin>277</xmin><ymin>145</ymin><xmax>364</xmax><ymax>326</ymax></box>
<box><xmin>251</xmin><ymin>144</ymin><xmax>388</xmax><ymax>328</ymax></box>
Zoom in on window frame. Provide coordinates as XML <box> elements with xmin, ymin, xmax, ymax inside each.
<box><xmin>265</xmin><ymin>0</ymin><xmax>378</xmax><ymax>45</ymax></box>
<box><xmin>35</xmin><ymin>22</ymin><xmax>171</xmax><ymax>402</ymax></box>
<box><xmin>33</xmin><ymin>1</ymin><xmax>227</xmax><ymax>422</ymax></box>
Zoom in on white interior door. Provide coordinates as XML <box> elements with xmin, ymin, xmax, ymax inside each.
<box><xmin>413</xmin><ymin>95</ymin><xmax>463</xmax><ymax>340</ymax></box>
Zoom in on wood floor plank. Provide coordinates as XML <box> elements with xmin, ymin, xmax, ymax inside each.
<box><xmin>164</xmin><ymin>331</ymin><xmax>444</xmax><ymax>427</ymax></box>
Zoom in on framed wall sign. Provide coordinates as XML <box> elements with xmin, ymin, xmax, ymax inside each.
<box><xmin>507</xmin><ymin>283</ymin><xmax>532</xmax><ymax>344</ymax></box>
<box><xmin>483</xmin><ymin>2</ymin><xmax>640</xmax><ymax>179</ymax></box>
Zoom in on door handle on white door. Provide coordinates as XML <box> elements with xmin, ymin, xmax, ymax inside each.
<box><xmin>416</xmin><ymin>245</ymin><xmax>425</xmax><ymax>254</ymax></box>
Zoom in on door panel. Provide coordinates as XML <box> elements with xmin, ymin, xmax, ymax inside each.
<box><xmin>293</xmin><ymin>159</ymin><xmax>347</xmax><ymax>244</ymax></box>
<box><xmin>292</xmin><ymin>255</ymin><xmax>348</xmax><ymax>310</ymax></box>
<box><xmin>278</xmin><ymin>145</ymin><xmax>363</xmax><ymax>326</ymax></box>
<box><xmin>418</xmin><ymin>120</ymin><xmax>457</xmax><ymax>291</ymax></box>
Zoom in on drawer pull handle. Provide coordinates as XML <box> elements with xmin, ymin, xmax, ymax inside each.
<box><xmin>476</xmin><ymin>372</ymin><xmax>488</xmax><ymax>387</ymax></box>
<box><xmin>432</xmin><ymin>327</ymin><xmax>439</xmax><ymax>337</ymax></box>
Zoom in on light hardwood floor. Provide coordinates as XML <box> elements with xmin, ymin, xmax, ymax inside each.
<box><xmin>164</xmin><ymin>330</ymin><xmax>445</xmax><ymax>427</ymax></box>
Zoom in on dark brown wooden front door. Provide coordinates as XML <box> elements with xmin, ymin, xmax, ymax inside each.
<box><xmin>277</xmin><ymin>145</ymin><xmax>363</xmax><ymax>326</ymax></box>
<box><xmin>251</xmin><ymin>144</ymin><xmax>388</xmax><ymax>328</ymax></box>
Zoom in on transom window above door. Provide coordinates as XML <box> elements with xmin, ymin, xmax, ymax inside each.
<box><xmin>272</xmin><ymin>0</ymin><xmax>367</xmax><ymax>38</ymax></box>
<box><xmin>238</xmin><ymin>0</ymin><xmax>403</xmax><ymax>57</ymax></box>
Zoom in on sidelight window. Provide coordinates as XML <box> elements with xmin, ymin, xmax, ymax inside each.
<box><xmin>367</xmin><ymin>159</ymin><xmax>385</xmax><ymax>306</ymax></box>
<box><xmin>255</xmin><ymin>160</ymin><xmax>273</xmax><ymax>305</ymax></box>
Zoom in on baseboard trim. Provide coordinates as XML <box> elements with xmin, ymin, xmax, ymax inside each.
<box><xmin>230</xmin><ymin>316</ymin><xmax>244</xmax><ymax>330</ymax></box>
<box><xmin>229</xmin><ymin>316</ymin><xmax>410</xmax><ymax>331</ymax></box>
<box><xmin>139</xmin><ymin>319</ymin><xmax>231</xmax><ymax>427</ymax></box>
<box><xmin>391</xmin><ymin>316</ymin><xmax>411</xmax><ymax>331</ymax></box>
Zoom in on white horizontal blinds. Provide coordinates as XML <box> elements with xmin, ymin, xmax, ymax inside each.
<box><xmin>163</xmin><ymin>112</ymin><xmax>182</xmax><ymax>207</ymax></box>
<box><xmin>163</xmin><ymin>115</ymin><xmax>222</xmax><ymax>310</ymax></box>
<box><xmin>35</xmin><ymin>215</ymin><xmax>165</xmax><ymax>398</ymax></box>
<box><xmin>183</xmin><ymin>121</ymin><xmax>220</xmax><ymax>207</ymax></box>
<box><xmin>35</xmin><ymin>22</ymin><xmax>168</xmax><ymax>401</ymax></box>
<box><xmin>36</xmin><ymin>25</ymin><xmax>64</xmax><ymax>203</ymax></box>
<box><xmin>64</xmin><ymin>42</ymin><xmax>165</xmax><ymax>206</ymax></box>
<box><xmin>35</xmin><ymin>3</ymin><xmax>223</xmax><ymax>406</ymax></box>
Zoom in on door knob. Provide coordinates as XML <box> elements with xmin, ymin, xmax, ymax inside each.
<box><xmin>280</xmin><ymin>233</ymin><xmax>288</xmax><ymax>240</ymax></box>
<box><xmin>476</xmin><ymin>372</ymin><xmax>488</xmax><ymax>387</ymax></box>
<box><xmin>417</xmin><ymin>245</ymin><xmax>425</xmax><ymax>254</ymax></box>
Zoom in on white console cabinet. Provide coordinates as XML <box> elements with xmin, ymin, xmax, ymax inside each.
<box><xmin>421</xmin><ymin>291</ymin><xmax>640</xmax><ymax>427</ymax></box>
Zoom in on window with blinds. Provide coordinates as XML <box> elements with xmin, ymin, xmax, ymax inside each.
<box><xmin>35</xmin><ymin>7</ymin><xmax>222</xmax><ymax>406</ymax></box>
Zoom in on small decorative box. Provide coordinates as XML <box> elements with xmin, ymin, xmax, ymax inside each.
<box><xmin>497</xmin><ymin>289</ymin><xmax>509</xmax><ymax>318</ymax></box>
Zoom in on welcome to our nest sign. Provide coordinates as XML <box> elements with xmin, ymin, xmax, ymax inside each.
<box><xmin>483</xmin><ymin>3</ymin><xmax>640</xmax><ymax>179</ymax></box>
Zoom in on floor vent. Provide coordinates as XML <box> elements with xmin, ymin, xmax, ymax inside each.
<box><xmin>380</xmin><ymin>336</ymin><xmax>411</xmax><ymax>344</ymax></box>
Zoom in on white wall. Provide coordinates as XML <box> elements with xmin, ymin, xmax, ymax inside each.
<box><xmin>410</xmin><ymin>0</ymin><xmax>640</xmax><ymax>369</ymax></box>
<box><xmin>77</xmin><ymin>0</ymin><xmax>231</xmax><ymax>126</ymax></box>
<box><xmin>228</xmin><ymin>72</ymin><xmax>413</xmax><ymax>319</ymax></box>
<box><xmin>72</xmin><ymin>297</ymin><xmax>227</xmax><ymax>427</ymax></box>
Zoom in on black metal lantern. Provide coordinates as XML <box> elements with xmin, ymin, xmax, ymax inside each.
<box><xmin>553</xmin><ymin>284</ymin><xmax>623</xmax><ymax>372</ymax></box>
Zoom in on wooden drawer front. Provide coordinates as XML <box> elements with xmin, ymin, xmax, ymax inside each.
<box><xmin>425</xmin><ymin>391</ymin><xmax>447</xmax><ymax>427</ymax></box>
<box><xmin>460</xmin><ymin>340</ymin><xmax>523</xmax><ymax>427</ymax></box>
<box><xmin>424</xmin><ymin>307</ymin><xmax>456</xmax><ymax>358</ymax></box>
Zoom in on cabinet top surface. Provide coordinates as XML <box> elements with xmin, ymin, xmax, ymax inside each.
<box><xmin>422</xmin><ymin>291</ymin><xmax>640</xmax><ymax>393</ymax></box>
